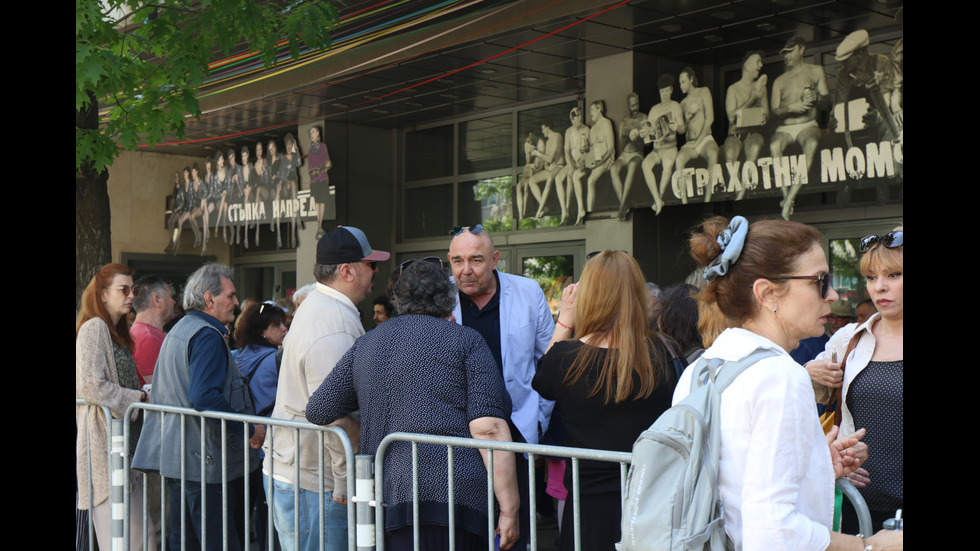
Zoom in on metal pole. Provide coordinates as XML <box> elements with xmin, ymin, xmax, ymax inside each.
<box><xmin>354</xmin><ymin>455</ymin><xmax>376</xmax><ymax>551</ymax></box>
<box><xmin>110</xmin><ymin>418</ymin><xmax>126</xmax><ymax>551</ymax></box>
<box><xmin>836</xmin><ymin>478</ymin><xmax>873</xmax><ymax>536</ymax></box>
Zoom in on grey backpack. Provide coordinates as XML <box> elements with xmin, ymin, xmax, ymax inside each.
<box><xmin>617</xmin><ymin>348</ymin><xmax>777</xmax><ymax>551</ymax></box>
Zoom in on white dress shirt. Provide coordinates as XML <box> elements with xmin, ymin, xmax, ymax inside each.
<box><xmin>673</xmin><ymin>328</ymin><xmax>833</xmax><ymax>551</ymax></box>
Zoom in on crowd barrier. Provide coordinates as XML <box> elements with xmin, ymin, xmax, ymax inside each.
<box><xmin>76</xmin><ymin>400</ymin><xmax>873</xmax><ymax>551</ymax></box>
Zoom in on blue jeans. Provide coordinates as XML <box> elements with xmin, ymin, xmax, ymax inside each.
<box><xmin>267</xmin><ymin>475</ymin><xmax>348</xmax><ymax>551</ymax></box>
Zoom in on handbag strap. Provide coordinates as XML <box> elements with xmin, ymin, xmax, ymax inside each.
<box><xmin>833</xmin><ymin>328</ymin><xmax>865</xmax><ymax>427</ymax></box>
<box><xmin>655</xmin><ymin>332</ymin><xmax>687</xmax><ymax>381</ymax></box>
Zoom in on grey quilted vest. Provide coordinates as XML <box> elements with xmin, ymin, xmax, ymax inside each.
<box><xmin>132</xmin><ymin>313</ymin><xmax>254</xmax><ymax>482</ymax></box>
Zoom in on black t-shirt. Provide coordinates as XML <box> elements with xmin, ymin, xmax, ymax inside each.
<box><xmin>532</xmin><ymin>339</ymin><xmax>677</xmax><ymax>494</ymax></box>
<box><xmin>458</xmin><ymin>272</ymin><xmax>503</xmax><ymax>374</ymax></box>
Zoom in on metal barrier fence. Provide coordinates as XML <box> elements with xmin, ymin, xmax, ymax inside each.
<box><xmin>76</xmin><ymin>401</ymin><xmax>114</xmax><ymax>550</ymax></box>
<box><xmin>76</xmin><ymin>400</ymin><xmax>874</xmax><ymax>551</ymax></box>
<box><xmin>76</xmin><ymin>399</ymin><xmax>355</xmax><ymax>551</ymax></box>
<box><xmin>366</xmin><ymin>432</ymin><xmax>632</xmax><ymax>551</ymax></box>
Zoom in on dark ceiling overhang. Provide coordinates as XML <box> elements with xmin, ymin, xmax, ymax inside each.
<box><xmin>143</xmin><ymin>0</ymin><xmax>902</xmax><ymax>158</ymax></box>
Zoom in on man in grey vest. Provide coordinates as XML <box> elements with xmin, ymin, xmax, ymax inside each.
<box><xmin>133</xmin><ymin>263</ymin><xmax>257</xmax><ymax>551</ymax></box>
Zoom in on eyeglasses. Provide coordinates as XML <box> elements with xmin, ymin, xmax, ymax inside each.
<box><xmin>400</xmin><ymin>256</ymin><xmax>444</xmax><ymax>276</ymax></box>
<box><xmin>859</xmin><ymin>230</ymin><xmax>903</xmax><ymax>253</ymax></box>
<box><xmin>115</xmin><ymin>285</ymin><xmax>140</xmax><ymax>297</ymax></box>
<box><xmin>767</xmin><ymin>273</ymin><xmax>832</xmax><ymax>299</ymax></box>
<box><xmin>361</xmin><ymin>261</ymin><xmax>378</xmax><ymax>271</ymax></box>
<box><xmin>586</xmin><ymin>249</ymin><xmax>629</xmax><ymax>260</ymax></box>
<box><xmin>449</xmin><ymin>224</ymin><xmax>484</xmax><ymax>236</ymax></box>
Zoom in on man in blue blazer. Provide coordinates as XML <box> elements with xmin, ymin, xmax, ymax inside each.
<box><xmin>449</xmin><ymin>224</ymin><xmax>556</xmax><ymax>548</ymax></box>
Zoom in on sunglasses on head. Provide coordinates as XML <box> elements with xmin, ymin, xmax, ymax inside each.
<box><xmin>767</xmin><ymin>273</ymin><xmax>832</xmax><ymax>299</ymax></box>
<box><xmin>586</xmin><ymin>249</ymin><xmax>629</xmax><ymax>260</ymax></box>
<box><xmin>449</xmin><ymin>224</ymin><xmax>484</xmax><ymax>236</ymax></box>
<box><xmin>859</xmin><ymin>230</ymin><xmax>903</xmax><ymax>253</ymax></box>
<box><xmin>259</xmin><ymin>300</ymin><xmax>285</xmax><ymax>315</ymax></box>
<box><xmin>399</xmin><ymin>256</ymin><xmax>444</xmax><ymax>276</ymax></box>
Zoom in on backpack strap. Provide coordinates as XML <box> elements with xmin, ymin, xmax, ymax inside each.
<box><xmin>690</xmin><ymin>348</ymin><xmax>780</xmax><ymax>394</ymax></box>
<box><xmin>715</xmin><ymin>348</ymin><xmax>780</xmax><ymax>393</ymax></box>
<box><xmin>242</xmin><ymin>349</ymin><xmax>278</xmax><ymax>385</ymax></box>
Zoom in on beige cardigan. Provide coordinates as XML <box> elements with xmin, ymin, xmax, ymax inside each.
<box><xmin>76</xmin><ymin>317</ymin><xmax>143</xmax><ymax>509</ymax></box>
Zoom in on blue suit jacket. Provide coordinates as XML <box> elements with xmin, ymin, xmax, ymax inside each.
<box><xmin>452</xmin><ymin>270</ymin><xmax>555</xmax><ymax>444</ymax></box>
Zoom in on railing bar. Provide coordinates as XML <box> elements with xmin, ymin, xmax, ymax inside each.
<box><xmin>318</xmin><ymin>430</ymin><xmax>326</xmax><ymax>551</ymax></box>
<box><xmin>572</xmin><ymin>457</ymin><xmax>581</xmax><ymax>551</ymax></box>
<box><xmin>447</xmin><ymin>445</ymin><xmax>455</xmax><ymax>551</ymax></box>
<box><xmin>412</xmin><ymin>442</ymin><xmax>420</xmax><ymax>550</ymax></box>
<box><xmin>486</xmin><ymin>447</ymin><xmax>494</xmax><ymax>551</ymax></box>
<box><xmin>528</xmin><ymin>452</ymin><xmax>537</xmax><ymax>551</ymax></box>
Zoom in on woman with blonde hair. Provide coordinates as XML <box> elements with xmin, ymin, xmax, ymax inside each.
<box><xmin>676</xmin><ymin>216</ymin><xmax>901</xmax><ymax>550</ymax></box>
<box><xmin>807</xmin><ymin>227</ymin><xmax>903</xmax><ymax>533</ymax></box>
<box><xmin>76</xmin><ymin>263</ymin><xmax>156</xmax><ymax>550</ymax></box>
<box><xmin>533</xmin><ymin>250</ymin><xmax>676</xmax><ymax>550</ymax></box>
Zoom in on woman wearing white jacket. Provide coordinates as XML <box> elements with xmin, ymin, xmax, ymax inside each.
<box><xmin>807</xmin><ymin>228</ymin><xmax>903</xmax><ymax>533</ymax></box>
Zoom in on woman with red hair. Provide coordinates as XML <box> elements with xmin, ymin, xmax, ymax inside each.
<box><xmin>76</xmin><ymin>263</ymin><xmax>155</xmax><ymax>550</ymax></box>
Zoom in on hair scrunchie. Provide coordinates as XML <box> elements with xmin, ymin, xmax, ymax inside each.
<box><xmin>703</xmin><ymin>215</ymin><xmax>748</xmax><ymax>281</ymax></box>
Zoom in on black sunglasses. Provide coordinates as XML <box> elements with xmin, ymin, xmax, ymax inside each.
<box><xmin>399</xmin><ymin>256</ymin><xmax>444</xmax><ymax>276</ymax></box>
<box><xmin>449</xmin><ymin>224</ymin><xmax>484</xmax><ymax>236</ymax></box>
<box><xmin>767</xmin><ymin>273</ymin><xmax>832</xmax><ymax>299</ymax></box>
<box><xmin>859</xmin><ymin>230</ymin><xmax>903</xmax><ymax>253</ymax></box>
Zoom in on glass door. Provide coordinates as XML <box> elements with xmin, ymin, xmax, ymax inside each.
<box><xmin>817</xmin><ymin>218</ymin><xmax>902</xmax><ymax>322</ymax></box>
<box><xmin>511</xmin><ymin>243</ymin><xmax>584</xmax><ymax>318</ymax></box>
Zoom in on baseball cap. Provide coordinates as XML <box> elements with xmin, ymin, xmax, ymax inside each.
<box><xmin>780</xmin><ymin>34</ymin><xmax>805</xmax><ymax>54</ymax></box>
<box><xmin>316</xmin><ymin>226</ymin><xmax>390</xmax><ymax>264</ymax></box>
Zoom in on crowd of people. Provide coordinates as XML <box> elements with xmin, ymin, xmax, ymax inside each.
<box><xmin>77</xmin><ymin>220</ymin><xmax>903</xmax><ymax>551</ymax></box>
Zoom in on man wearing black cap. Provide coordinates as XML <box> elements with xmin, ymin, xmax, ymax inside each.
<box><xmin>770</xmin><ymin>34</ymin><xmax>829</xmax><ymax>219</ymax></box>
<box><xmin>264</xmin><ymin>225</ymin><xmax>389</xmax><ymax>551</ymax></box>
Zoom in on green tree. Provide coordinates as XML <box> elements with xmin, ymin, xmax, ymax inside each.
<box><xmin>75</xmin><ymin>0</ymin><xmax>338</xmax><ymax>306</ymax></box>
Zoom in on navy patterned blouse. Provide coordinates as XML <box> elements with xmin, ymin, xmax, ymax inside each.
<box><xmin>306</xmin><ymin>313</ymin><xmax>512</xmax><ymax>536</ymax></box>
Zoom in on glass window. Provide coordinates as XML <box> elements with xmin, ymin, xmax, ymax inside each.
<box><xmin>459</xmin><ymin>176</ymin><xmax>515</xmax><ymax>233</ymax></box>
<box><xmin>517</xmin><ymin>101</ymin><xmax>577</xmax><ymax>150</ymax></box>
<box><xmin>406</xmin><ymin>125</ymin><xmax>453</xmax><ymax>181</ymax></box>
<box><xmin>515</xmin><ymin>101</ymin><xmax>577</xmax><ymax>228</ymax></box>
<box><xmin>521</xmin><ymin>254</ymin><xmax>574</xmax><ymax>318</ymax></box>
<box><xmin>828</xmin><ymin>237</ymin><xmax>868</xmax><ymax>312</ymax></box>
<box><xmin>404</xmin><ymin>184</ymin><xmax>453</xmax><ymax>239</ymax></box>
<box><xmin>458</xmin><ymin>114</ymin><xmax>512</xmax><ymax>175</ymax></box>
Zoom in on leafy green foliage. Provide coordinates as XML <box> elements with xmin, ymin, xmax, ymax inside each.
<box><xmin>76</xmin><ymin>0</ymin><xmax>339</xmax><ymax>173</ymax></box>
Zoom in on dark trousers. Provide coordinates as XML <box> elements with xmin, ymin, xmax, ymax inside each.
<box><xmin>387</xmin><ymin>524</ymin><xmax>486</xmax><ymax>551</ymax></box>
<box><xmin>166</xmin><ymin>477</ymin><xmax>245</xmax><ymax>551</ymax></box>
<box><xmin>510</xmin><ymin>422</ymin><xmax>531</xmax><ymax>551</ymax></box>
